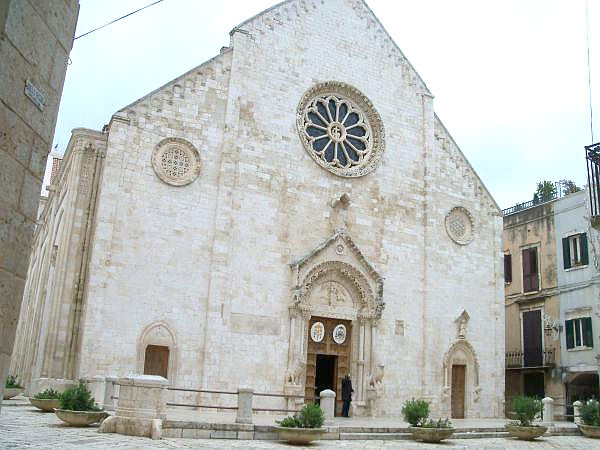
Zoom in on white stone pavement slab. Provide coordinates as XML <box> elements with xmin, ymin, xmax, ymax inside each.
<box><xmin>0</xmin><ymin>404</ymin><xmax>595</xmax><ymax>449</ymax></box>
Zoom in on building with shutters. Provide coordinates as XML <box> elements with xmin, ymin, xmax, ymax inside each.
<box><xmin>503</xmin><ymin>198</ymin><xmax>563</xmax><ymax>414</ymax></box>
<box><xmin>9</xmin><ymin>0</ymin><xmax>506</xmax><ymax>419</ymax></box>
<box><xmin>503</xmin><ymin>187</ymin><xmax>600</xmax><ymax>419</ymax></box>
<box><xmin>555</xmin><ymin>189</ymin><xmax>599</xmax><ymax>413</ymax></box>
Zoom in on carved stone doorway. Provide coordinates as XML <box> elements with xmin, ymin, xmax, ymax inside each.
<box><xmin>305</xmin><ymin>316</ymin><xmax>351</xmax><ymax>416</ymax></box>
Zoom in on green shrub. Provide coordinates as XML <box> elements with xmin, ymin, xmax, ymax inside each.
<box><xmin>581</xmin><ymin>399</ymin><xmax>600</xmax><ymax>426</ymax></box>
<box><xmin>59</xmin><ymin>381</ymin><xmax>100</xmax><ymax>411</ymax></box>
<box><xmin>402</xmin><ymin>398</ymin><xmax>430</xmax><ymax>427</ymax></box>
<box><xmin>422</xmin><ymin>418</ymin><xmax>453</xmax><ymax>428</ymax></box>
<box><xmin>5</xmin><ymin>375</ymin><xmax>22</xmax><ymax>389</ymax></box>
<box><xmin>511</xmin><ymin>396</ymin><xmax>542</xmax><ymax>427</ymax></box>
<box><xmin>276</xmin><ymin>403</ymin><xmax>324</xmax><ymax>428</ymax></box>
<box><xmin>33</xmin><ymin>389</ymin><xmax>61</xmax><ymax>400</ymax></box>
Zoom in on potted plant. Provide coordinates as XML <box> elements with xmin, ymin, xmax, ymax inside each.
<box><xmin>506</xmin><ymin>395</ymin><xmax>547</xmax><ymax>440</ymax></box>
<box><xmin>30</xmin><ymin>388</ymin><xmax>62</xmax><ymax>412</ymax></box>
<box><xmin>54</xmin><ymin>381</ymin><xmax>108</xmax><ymax>426</ymax></box>
<box><xmin>3</xmin><ymin>375</ymin><xmax>24</xmax><ymax>399</ymax></box>
<box><xmin>402</xmin><ymin>398</ymin><xmax>455</xmax><ymax>443</ymax></box>
<box><xmin>275</xmin><ymin>403</ymin><xmax>326</xmax><ymax>444</ymax></box>
<box><xmin>579</xmin><ymin>399</ymin><xmax>600</xmax><ymax>438</ymax></box>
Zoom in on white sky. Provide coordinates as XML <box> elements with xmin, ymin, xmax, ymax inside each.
<box><xmin>51</xmin><ymin>0</ymin><xmax>599</xmax><ymax>209</ymax></box>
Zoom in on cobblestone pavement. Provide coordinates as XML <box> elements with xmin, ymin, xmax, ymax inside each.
<box><xmin>1</xmin><ymin>405</ymin><xmax>599</xmax><ymax>449</ymax></box>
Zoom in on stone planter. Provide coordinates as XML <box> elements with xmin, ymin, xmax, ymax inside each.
<box><xmin>3</xmin><ymin>387</ymin><xmax>24</xmax><ymax>400</ymax></box>
<box><xmin>409</xmin><ymin>426</ymin><xmax>455</xmax><ymax>443</ymax></box>
<box><xmin>506</xmin><ymin>425</ymin><xmax>547</xmax><ymax>440</ymax></box>
<box><xmin>275</xmin><ymin>426</ymin><xmax>326</xmax><ymax>444</ymax></box>
<box><xmin>30</xmin><ymin>398</ymin><xmax>61</xmax><ymax>412</ymax></box>
<box><xmin>579</xmin><ymin>424</ymin><xmax>600</xmax><ymax>438</ymax></box>
<box><xmin>54</xmin><ymin>409</ymin><xmax>108</xmax><ymax>426</ymax></box>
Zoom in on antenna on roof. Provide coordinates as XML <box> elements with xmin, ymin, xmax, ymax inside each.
<box><xmin>585</xmin><ymin>0</ymin><xmax>594</xmax><ymax>143</ymax></box>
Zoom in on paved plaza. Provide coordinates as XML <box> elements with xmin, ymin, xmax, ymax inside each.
<box><xmin>1</xmin><ymin>404</ymin><xmax>599</xmax><ymax>450</ymax></box>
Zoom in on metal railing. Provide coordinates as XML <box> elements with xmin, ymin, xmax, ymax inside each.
<box><xmin>505</xmin><ymin>348</ymin><xmax>555</xmax><ymax>368</ymax></box>
<box><xmin>502</xmin><ymin>194</ymin><xmax>559</xmax><ymax>216</ymax></box>
<box><xmin>586</xmin><ymin>142</ymin><xmax>600</xmax><ymax>219</ymax></box>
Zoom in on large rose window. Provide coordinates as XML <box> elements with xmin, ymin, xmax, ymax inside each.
<box><xmin>297</xmin><ymin>82</ymin><xmax>384</xmax><ymax>177</ymax></box>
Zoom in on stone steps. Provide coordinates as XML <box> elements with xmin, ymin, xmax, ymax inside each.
<box><xmin>161</xmin><ymin>421</ymin><xmax>582</xmax><ymax>440</ymax></box>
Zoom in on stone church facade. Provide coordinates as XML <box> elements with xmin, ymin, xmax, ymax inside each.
<box><xmin>11</xmin><ymin>0</ymin><xmax>505</xmax><ymax>418</ymax></box>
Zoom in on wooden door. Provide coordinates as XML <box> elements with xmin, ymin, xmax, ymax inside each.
<box><xmin>451</xmin><ymin>365</ymin><xmax>466</xmax><ymax>419</ymax></box>
<box><xmin>305</xmin><ymin>316</ymin><xmax>352</xmax><ymax>416</ymax></box>
<box><xmin>523</xmin><ymin>310</ymin><xmax>543</xmax><ymax>367</ymax></box>
<box><xmin>144</xmin><ymin>345</ymin><xmax>169</xmax><ymax>379</ymax></box>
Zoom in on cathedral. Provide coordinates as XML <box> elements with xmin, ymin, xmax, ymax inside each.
<box><xmin>11</xmin><ymin>0</ymin><xmax>505</xmax><ymax>418</ymax></box>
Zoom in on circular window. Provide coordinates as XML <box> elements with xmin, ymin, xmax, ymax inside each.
<box><xmin>297</xmin><ymin>82</ymin><xmax>385</xmax><ymax>177</ymax></box>
<box><xmin>445</xmin><ymin>207</ymin><xmax>474</xmax><ymax>245</ymax></box>
<box><xmin>152</xmin><ymin>138</ymin><xmax>201</xmax><ymax>186</ymax></box>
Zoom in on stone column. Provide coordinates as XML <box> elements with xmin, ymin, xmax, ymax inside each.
<box><xmin>236</xmin><ymin>388</ymin><xmax>253</xmax><ymax>424</ymax></box>
<box><xmin>542</xmin><ymin>397</ymin><xmax>554</xmax><ymax>425</ymax></box>
<box><xmin>573</xmin><ymin>400</ymin><xmax>582</xmax><ymax>425</ymax></box>
<box><xmin>103</xmin><ymin>377</ymin><xmax>117</xmax><ymax>411</ymax></box>
<box><xmin>84</xmin><ymin>375</ymin><xmax>105</xmax><ymax>408</ymax></box>
<box><xmin>320</xmin><ymin>389</ymin><xmax>336</xmax><ymax>424</ymax></box>
<box><xmin>99</xmin><ymin>375</ymin><xmax>168</xmax><ymax>439</ymax></box>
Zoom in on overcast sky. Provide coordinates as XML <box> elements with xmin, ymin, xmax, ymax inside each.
<box><xmin>51</xmin><ymin>0</ymin><xmax>599</xmax><ymax>209</ymax></box>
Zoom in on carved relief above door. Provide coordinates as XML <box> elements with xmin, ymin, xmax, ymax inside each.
<box><xmin>285</xmin><ymin>231</ymin><xmax>385</xmax><ymax>417</ymax></box>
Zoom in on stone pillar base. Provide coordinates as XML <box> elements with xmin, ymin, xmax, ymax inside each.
<box><xmin>99</xmin><ymin>375</ymin><xmax>168</xmax><ymax>439</ymax></box>
<box><xmin>99</xmin><ymin>415</ymin><xmax>162</xmax><ymax>439</ymax></box>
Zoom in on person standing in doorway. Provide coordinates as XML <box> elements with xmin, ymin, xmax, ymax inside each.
<box><xmin>341</xmin><ymin>374</ymin><xmax>353</xmax><ymax>417</ymax></box>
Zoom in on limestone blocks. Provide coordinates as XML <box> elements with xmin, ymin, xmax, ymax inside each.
<box><xmin>99</xmin><ymin>375</ymin><xmax>168</xmax><ymax>440</ymax></box>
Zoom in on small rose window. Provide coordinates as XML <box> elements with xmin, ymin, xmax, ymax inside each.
<box><xmin>297</xmin><ymin>82</ymin><xmax>384</xmax><ymax>178</ymax></box>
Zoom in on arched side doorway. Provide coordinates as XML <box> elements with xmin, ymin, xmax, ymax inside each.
<box><xmin>442</xmin><ymin>339</ymin><xmax>480</xmax><ymax>419</ymax></box>
<box><xmin>137</xmin><ymin>321</ymin><xmax>178</xmax><ymax>382</ymax></box>
<box><xmin>286</xmin><ymin>236</ymin><xmax>385</xmax><ymax>417</ymax></box>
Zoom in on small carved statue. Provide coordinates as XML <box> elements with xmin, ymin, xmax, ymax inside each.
<box><xmin>286</xmin><ymin>360</ymin><xmax>306</xmax><ymax>386</ymax></box>
<box><xmin>368</xmin><ymin>364</ymin><xmax>385</xmax><ymax>389</ymax></box>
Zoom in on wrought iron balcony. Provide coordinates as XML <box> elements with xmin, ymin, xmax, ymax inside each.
<box><xmin>505</xmin><ymin>348</ymin><xmax>555</xmax><ymax>369</ymax></box>
<box><xmin>586</xmin><ymin>142</ymin><xmax>600</xmax><ymax>222</ymax></box>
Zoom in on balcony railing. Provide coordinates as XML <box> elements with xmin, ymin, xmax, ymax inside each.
<box><xmin>586</xmin><ymin>142</ymin><xmax>600</xmax><ymax>220</ymax></box>
<box><xmin>505</xmin><ymin>348</ymin><xmax>555</xmax><ymax>369</ymax></box>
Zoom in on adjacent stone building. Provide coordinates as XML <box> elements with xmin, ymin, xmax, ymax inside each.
<box><xmin>0</xmin><ymin>0</ymin><xmax>79</xmax><ymax>408</ymax></box>
<box><xmin>503</xmin><ymin>185</ymin><xmax>600</xmax><ymax>419</ymax></box>
<box><xmin>11</xmin><ymin>0</ymin><xmax>505</xmax><ymax>418</ymax></box>
<box><xmin>555</xmin><ymin>189</ymin><xmax>599</xmax><ymax>411</ymax></box>
<box><xmin>503</xmin><ymin>198</ymin><xmax>563</xmax><ymax>413</ymax></box>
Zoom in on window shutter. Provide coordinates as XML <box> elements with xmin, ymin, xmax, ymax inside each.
<box><xmin>504</xmin><ymin>254</ymin><xmax>512</xmax><ymax>283</ymax></box>
<box><xmin>583</xmin><ymin>317</ymin><xmax>593</xmax><ymax>348</ymax></box>
<box><xmin>562</xmin><ymin>237</ymin><xmax>571</xmax><ymax>269</ymax></box>
<box><xmin>581</xmin><ymin>233</ymin><xmax>589</xmax><ymax>266</ymax></box>
<box><xmin>565</xmin><ymin>319</ymin><xmax>574</xmax><ymax>349</ymax></box>
<box><xmin>523</xmin><ymin>249</ymin><xmax>530</xmax><ymax>291</ymax></box>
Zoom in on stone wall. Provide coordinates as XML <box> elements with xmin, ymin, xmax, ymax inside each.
<box><xmin>0</xmin><ymin>0</ymin><xmax>78</xmax><ymax>408</ymax></box>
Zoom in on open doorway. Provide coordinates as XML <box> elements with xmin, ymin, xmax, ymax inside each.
<box><xmin>315</xmin><ymin>354</ymin><xmax>337</xmax><ymax>403</ymax></box>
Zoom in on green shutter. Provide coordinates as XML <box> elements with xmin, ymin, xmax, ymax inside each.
<box><xmin>581</xmin><ymin>233</ymin><xmax>589</xmax><ymax>266</ymax></box>
<box><xmin>566</xmin><ymin>319</ymin><xmax>574</xmax><ymax>349</ymax></box>
<box><xmin>583</xmin><ymin>317</ymin><xmax>593</xmax><ymax>348</ymax></box>
<box><xmin>563</xmin><ymin>237</ymin><xmax>571</xmax><ymax>269</ymax></box>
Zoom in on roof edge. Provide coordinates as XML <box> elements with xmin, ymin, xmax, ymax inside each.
<box><xmin>434</xmin><ymin>113</ymin><xmax>501</xmax><ymax>214</ymax></box>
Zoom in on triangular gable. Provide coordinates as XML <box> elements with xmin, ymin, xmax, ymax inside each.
<box><xmin>230</xmin><ymin>0</ymin><xmax>431</xmax><ymax>96</ymax></box>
